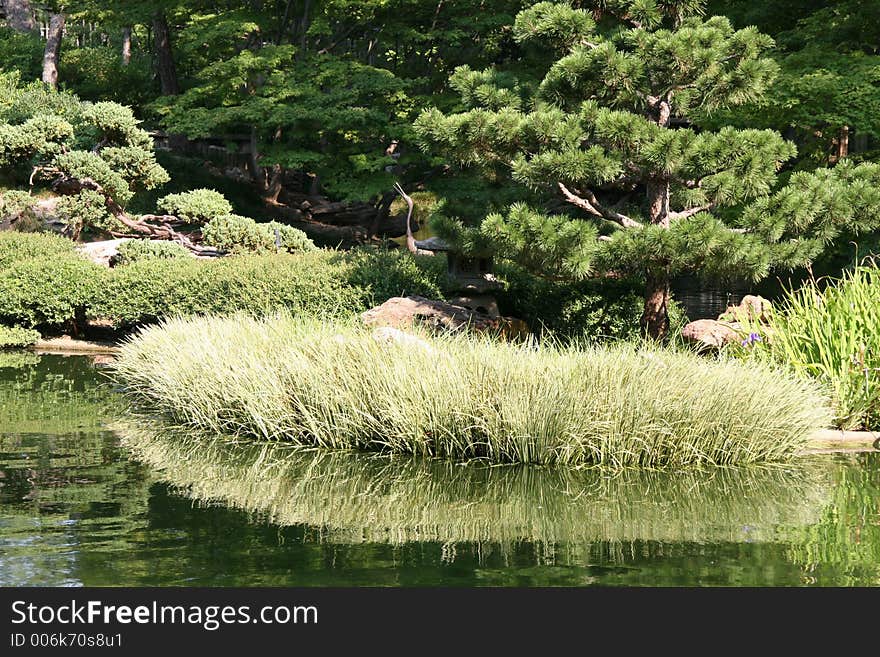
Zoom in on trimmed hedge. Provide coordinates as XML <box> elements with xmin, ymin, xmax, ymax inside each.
<box><xmin>0</xmin><ymin>232</ymin><xmax>666</xmax><ymax>342</ymax></box>
<box><xmin>115</xmin><ymin>239</ymin><xmax>190</xmax><ymax>264</ymax></box>
<box><xmin>344</xmin><ymin>247</ymin><xmax>448</xmax><ymax>304</ymax></box>
<box><xmin>0</xmin><ymin>254</ymin><xmax>106</xmax><ymax>327</ymax></box>
<box><xmin>94</xmin><ymin>253</ymin><xmax>365</xmax><ymax>326</ymax></box>
<box><xmin>0</xmin><ymin>325</ymin><xmax>40</xmax><ymax>348</ymax></box>
<box><xmin>201</xmin><ymin>214</ymin><xmax>315</xmax><ymax>254</ymax></box>
<box><xmin>0</xmin><ymin>231</ymin><xmax>76</xmax><ymax>268</ymax></box>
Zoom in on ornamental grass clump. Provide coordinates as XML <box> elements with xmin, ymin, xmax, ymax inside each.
<box><xmin>760</xmin><ymin>266</ymin><xmax>880</xmax><ymax>430</ymax></box>
<box><xmin>113</xmin><ymin>314</ymin><xmax>832</xmax><ymax>468</ymax></box>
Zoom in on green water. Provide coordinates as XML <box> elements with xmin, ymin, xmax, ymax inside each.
<box><xmin>1</xmin><ymin>353</ymin><xmax>879</xmax><ymax>586</ymax></box>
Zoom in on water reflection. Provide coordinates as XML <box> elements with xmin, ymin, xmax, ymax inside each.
<box><xmin>118</xmin><ymin>420</ymin><xmax>834</xmax><ymax>548</ymax></box>
<box><xmin>2</xmin><ymin>354</ymin><xmax>879</xmax><ymax>586</ymax></box>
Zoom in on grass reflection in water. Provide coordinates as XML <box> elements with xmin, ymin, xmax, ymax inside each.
<box><xmin>118</xmin><ymin>419</ymin><xmax>834</xmax><ymax>552</ymax></box>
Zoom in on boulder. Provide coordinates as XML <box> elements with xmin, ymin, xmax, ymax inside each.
<box><xmin>361</xmin><ymin>295</ymin><xmax>528</xmax><ymax>338</ymax></box>
<box><xmin>371</xmin><ymin>326</ymin><xmax>436</xmax><ymax>354</ymax></box>
<box><xmin>76</xmin><ymin>239</ymin><xmax>130</xmax><ymax>267</ymax></box>
<box><xmin>681</xmin><ymin>319</ymin><xmax>740</xmax><ymax>350</ymax></box>
<box><xmin>719</xmin><ymin>294</ymin><xmax>773</xmax><ymax>323</ymax></box>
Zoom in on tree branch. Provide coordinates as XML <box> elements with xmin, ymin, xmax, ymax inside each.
<box><xmin>557</xmin><ymin>182</ymin><xmax>643</xmax><ymax>229</ymax></box>
<box><xmin>668</xmin><ymin>204</ymin><xmax>714</xmax><ymax>221</ymax></box>
<box><xmin>50</xmin><ymin>175</ymin><xmax>220</xmax><ymax>255</ymax></box>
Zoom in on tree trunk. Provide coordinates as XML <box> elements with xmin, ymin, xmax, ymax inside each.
<box><xmin>641</xmin><ymin>269</ymin><xmax>670</xmax><ymax>340</ymax></box>
<box><xmin>265</xmin><ymin>164</ymin><xmax>283</xmax><ymax>203</ymax></box>
<box><xmin>152</xmin><ymin>12</ymin><xmax>179</xmax><ymax>95</ymax></box>
<box><xmin>646</xmin><ymin>180</ymin><xmax>670</xmax><ymax>227</ymax></box>
<box><xmin>41</xmin><ymin>13</ymin><xmax>65</xmax><ymax>88</ymax></box>
<box><xmin>299</xmin><ymin>0</ymin><xmax>312</xmax><ymax>52</ymax></box>
<box><xmin>246</xmin><ymin>126</ymin><xmax>266</xmax><ymax>188</ymax></box>
<box><xmin>4</xmin><ymin>0</ymin><xmax>35</xmax><ymax>32</ymax></box>
<box><xmin>640</xmin><ymin>178</ymin><xmax>672</xmax><ymax>338</ymax></box>
<box><xmin>835</xmin><ymin>125</ymin><xmax>849</xmax><ymax>162</ymax></box>
<box><xmin>121</xmin><ymin>26</ymin><xmax>132</xmax><ymax>65</ymax></box>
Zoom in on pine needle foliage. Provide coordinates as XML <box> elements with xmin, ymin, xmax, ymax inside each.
<box><xmin>414</xmin><ymin>1</ymin><xmax>880</xmax><ymax>337</ymax></box>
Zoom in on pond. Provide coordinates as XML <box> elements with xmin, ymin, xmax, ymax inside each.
<box><xmin>1</xmin><ymin>353</ymin><xmax>879</xmax><ymax>586</ymax></box>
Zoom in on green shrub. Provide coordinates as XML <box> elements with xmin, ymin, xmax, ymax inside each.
<box><xmin>0</xmin><ymin>113</ymin><xmax>74</xmax><ymax>167</ymax></box>
<box><xmin>55</xmin><ymin>189</ymin><xmax>122</xmax><ymax>236</ymax></box>
<box><xmin>157</xmin><ymin>188</ymin><xmax>232</xmax><ymax>224</ymax></box>
<box><xmin>53</xmin><ymin>151</ymin><xmax>133</xmax><ymax>204</ymax></box>
<box><xmin>494</xmin><ymin>264</ymin><xmax>646</xmax><ymax>342</ymax></box>
<box><xmin>0</xmin><ymin>74</ymin><xmax>83</xmax><ymax>126</ymax></box>
<box><xmin>0</xmin><ymin>253</ymin><xmax>106</xmax><ymax>327</ymax></box>
<box><xmin>0</xmin><ymin>230</ymin><xmax>74</xmax><ymax>268</ymax></box>
<box><xmin>115</xmin><ymin>239</ymin><xmax>190</xmax><ymax>265</ymax></box>
<box><xmin>343</xmin><ymin>247</ymin><xmax>448</xmax><ymax>305</ymax></box>
<box><xmin>0</xmin><ymin>189</ymin><xmax>32</xmax><ymax>216</ymax></box>
<box><xmin>99</xmin><ymin>146</ymin><xmax>170</xmax><ymax>191</ymax></box>
<box><xmin>0</xmin><ymin>189</ymin><xmax>40</xmax><ymax>230</ymax></box>
<box><xmin>0</xmin><ymin>325</ymin><xmax>40</xmax><ymax>348</ymax></box>
<box><xmin>202</xmin><ymin>214</ymin><xmax>315</xmax><ymax>254</ymax></box>
<box><xmin>0</xmin><ymin>31</ymin><xmax>43</xmax><ymax>81</ymax></box>
<box><xmin>265</xmin><ymin>221</ymin><xmax>316</xmax><ymax>253</ymax></box>
<box><xmin>80</xmin><ymin>102</ymin><xmax>153</xmax><ymax>150</ymax></box>
<box><xmin>93</xmin><ymin>252</ymin><xmax>363</xmax><ymax>327</ymax></box>
<box><xmin>113</xmin><ymin>314</ymin><xmax>833</xmax><ymax>468</ymax></box>
<box><xmin>201</xmin><ymin>214</ymin><xmax>275</xmax><ymax>253</ymax></box>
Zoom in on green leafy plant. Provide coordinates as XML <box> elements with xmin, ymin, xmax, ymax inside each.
<box><xmin>92</xmin><ymin>252</ymin><xmax>362</xmax><ymax>327</ymax></box>
<box><xmin>415</xmin><ymin>2</ymin><xmax>880</xmax><ymax>340</ymax></box>
<box><xmin>55</xmin><ymin>189</ymin><xmax>122</xmax><ymax>236</ymax></box>
<box><xmin>0</xmin><ymin>230</ymin><xmax>75</xmax><ymax>268</ymax></box>
<box><xmin>0</xmin><ymin>254</ymin><xmax>106</xmax><ymax>328</ymax></box>
<box><xmin>115</xmin><ymin>239</ymin><xmax>191</xmax><ymax>265</ymax></box>
<box><xmin>337</xmin><ymin>247</ymin><xmax>448</xmax><ymax>305</ymax></box>
<box><xmin>733</xmin><ymin>265</ymin><xmax>880</xmax><ymax>430</ymax></box>
<box><xmin>0</xmin><ymin>325</ymin><xmax>40</xmax><ymax>348</ymax></box>
<box><xmin>157</xmin><ymin>189</ymin><xmax>233</xmax><ymax>224</ymax></box>
<box><xmin>201</xmin><ymin>214</ymin><xmax>315</xmax><ymax>254</ymax></box>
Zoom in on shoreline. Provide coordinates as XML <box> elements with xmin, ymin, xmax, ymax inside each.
<box><xmin>31</xmin><ymin>336</ymin><xmax>120</xmax><ymax>355</ymax></box>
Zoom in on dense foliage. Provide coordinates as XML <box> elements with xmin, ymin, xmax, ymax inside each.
<box><xmin>0</xmin><ymin>231</ymin><xmax>648</xmax><ymax>343</ymax></box>
<box><xmin>414</xmin><ymin>1</ymin><xmax>880</xmax><ymax>337</ymax></box>
<box><xmin>0</xmin><ymin>1</ymin><xmax>879</xmax><ymax>345</ymax></box>
<box><xmin>733</xmin><ymin>264</ymin><xmax>880</xmax><ymax>431</ymax></box>
<box><xmin>114</xmin><ymin>239</ymin><xmax>191</xmax><ymax>264</ymax></box>
<box><xmin>0</xmin><ymin>325</ymin><xmax>40</xmax><ymax>348</ymax></box>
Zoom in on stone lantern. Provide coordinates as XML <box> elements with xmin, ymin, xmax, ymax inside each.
<box><xmin>414</xmin><ymin>236</ymin><xmax>501</xmax><ymax>317</ymax></box>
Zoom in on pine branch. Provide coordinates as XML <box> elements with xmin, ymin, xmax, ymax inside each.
<box><xmin>668</xmin><ymin>204</ymin><xmax>714</xmax><ymax>221</ymax></box>
<box><xmin>557</xmin><ymin>182</ymin><xmax>643</xmax><ymax>229</ymax></box>
<box><xmin>50</xmin><ymin>174</ymin><xmax>218</xmax><ymax>255</ymax></box>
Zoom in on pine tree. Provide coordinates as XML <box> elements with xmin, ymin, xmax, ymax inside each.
<box><xmin>415</xmin><ymin>1</ymin><xmax>880</xmax><ymax>338</ymax></box>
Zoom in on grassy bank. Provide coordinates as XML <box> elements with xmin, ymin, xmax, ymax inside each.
<box><xmin>113</xmin><ymin>314</ymin><xmax>833</xmax><ymax>468</ymax></box>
